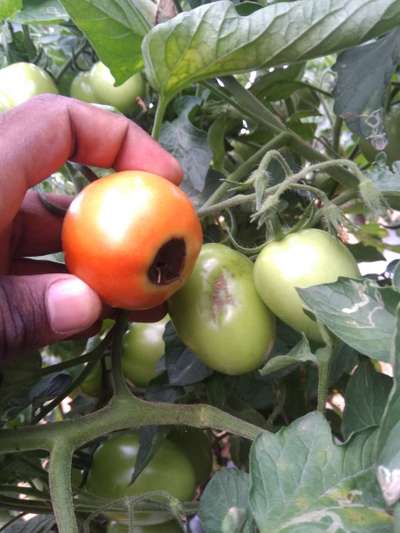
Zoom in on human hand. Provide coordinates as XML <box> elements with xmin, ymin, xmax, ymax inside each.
<box><xmin>0</xmin><ymin>94</ymin><xmax>183</xmax><ymax>359</ymax></box>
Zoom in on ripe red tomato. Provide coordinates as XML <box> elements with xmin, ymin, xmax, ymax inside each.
<box><xmin>62</xmin><ymin>171</ymin><xmax>203</xmax><ymax>310</ymax></box>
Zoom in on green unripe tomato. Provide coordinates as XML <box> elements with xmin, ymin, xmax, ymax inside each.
<box><xmin>0</xmin><ymin>62</ymin><xmax>58</xmax><ymax>110</ymax></box>
<box><xmin>169</xmin><ymin>428</ymin><xmax>213</xmax><ymax>485</ymax></box>
<box><xmin>122</xmin><ymin>317</ymin><xmax>167</xmax><ymax>387</ymax></box>
<box><xmin>169</xmin><ymin>243</ymin><xmax>276</xmax><ymax>375</ymax></box>
<box><xmin>253</xmin><ymin>229</ymin><xmax>360</xmax><ymax>342</ymax></box>
<box><xmin>80</xmin><ymin>361</ymin><xmax>102</xmax><ymax>397</ymax></box>
<box><xmin>107</xmin><ymin>521</ymin><xmax>182</xmax><ymax>533</ymax></box>
<box><xmin>85</xmin><ymin>432</ymin><xmax>196</xmax><ymax>524</ymax></box>
<box><xmin>70</xmin><ymin>71</ymin><xmax>97</xmax><ymax>103</ymax></box>
<box><xmin>88</xmin><ymin>62</ymin><xmax>145</xmax><ymax>114</ymax></box>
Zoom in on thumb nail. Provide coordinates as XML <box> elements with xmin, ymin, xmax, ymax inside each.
<box><xmin>46</xmin><ymin>278</ymin><xmax>102</xmax><ymax>334</ymax></box>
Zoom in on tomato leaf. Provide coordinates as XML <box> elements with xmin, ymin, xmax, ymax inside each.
<box><xmin>143</xmin><ymin>0</ymin><xmax>400</xmax><ymax>99</ymax></box>
<box><xmin>342</xmin><ymin>359</ymin><xmax>392</xmax><ymax>440</ymax></box>
<box><xmin>249</xmin><ymin>412</ymin><xmax>391</xmax><ymax>531</ymax></box>
<box><xmin>58</xmin><ymin>0</ymin><xmax>154</xmax><ymax>82</ymax></box>
<box><xmin>376</xmin><ymin>304</ymin><xmax>400</xmax><ymax>452</ymax></box>
<box><xmin>250</xmin><ymin>63</ymin><xmax>305</xmax><ymax>101</ymax></box>
<box><xmin>393</xmin><ymin>262</ymin><xmax>400</xmax><ymax>291</ymax></box>
<box><xmin>333</xmin><ymin>29</ymin><xmax>400</xmax><ymax>139</ymax></box>
<box><xmin>347</xmin><ymin>242</ymin><xmax>385</xmax><ymax>263</ymax></box>
<box><xmin>12</xmin><ymin>0</ymin><xmax>68</xmax><ymax>24</ymax></box>
<box><xmin>0</xmin><ymin>0</ymin><xmax>22</xmax><ymax>22</ymax></box>
<box><xmin>298</xmin><ymin>278</ymin><xmax>400</xmax><ymax>363</ymax></box>
<box><xmin>259</xmin><ymin>335</ymin><xmax>317</xmax><ymax>377</ymax></box>
<box><xmin>160</xmin><ymin>96</ymin><xmax>212</xmax><ymax>195</ymax></box>
<box><xmin>130</xmin><ymin>426</ymin><xmax>170</xmax><ymax>486</ymax></box>
<box><xmin>161</xmin><ymin>321</ymin><xmax>213</xmax><ymax>386</ymax></box>
<box><xmin>2</xmin><ymin>514</ymin><xmax>56</xmax><ymax>531</ymax></box>
<box><xmin>199</xmin><ymin>469</ymin><xmax>254</xmax><ymax>533</ymax></box>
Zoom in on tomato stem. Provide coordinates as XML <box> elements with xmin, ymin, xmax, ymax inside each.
<box><xmin>48</xmin><ymin>441</ymin><xmax>77</xmax><ymax>533</ymax></box>
<box><xmin>202</xmin><ymin>132</ymin><xmax>290</xmax><ymax>209</ymax></box>
<box><xmin>111</xmin><ymin>311</ymin><xmax>131</xmax><ymax>398</ymax></box>
<box><xmin>152</xmin><ymin>96</ymin><xmax>169</xmax><ymax>140</ymax></box>
<box><xmin>316</xmin><ymin>324</ymin><xmax>334</xmax><ymax>414</ymax></box>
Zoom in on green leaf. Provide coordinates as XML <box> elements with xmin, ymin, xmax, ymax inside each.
<box><xmin>161</xmin><ymin>321</ymin><xmax>213</xmax><ymax>386</ymax></box>
<box><xmin>299</xmin><ymin>278</ymin><xmax>400</xmax><ymax>363</ymax></box>
<box><xmin>259</xmin><ymin>335</ymin><xmax>316</xmax><ymax>377</ymax></box>
<box><xmin>0</xmin><ymin>0</ymin><xmax>22</xmax><ymax>22</ymax></box>
<box><xmin>249</xmin><ymin>412</ymin><xmax>392</xmax><ymax>532</ymax></box>
<box><xmin>347</xmin><ymin>243</ymin><xmax>385</xmax><ymax>263</ymax></box>
<box><xmin>208</xmin><ymin>115</ymin><xmax>232</xmax><ymax>172</ymax></box>
<box><xmin>59</xmin><ymin>0</ymin><xmax>154</xmax><ymax>82</ymax></box>
<box><xmin>13</xmin><ymin>0</ymin><xmax>68</xmax><ymax>24</ymax></box>
<box><xmin>333</xmin><ymin>29</ymin><xmax>400</xmax><ymax>138</ymax></box>
<box><xmin>342</xmin><ymin>359</ymin><xmax>392</xmax><ymax>440</ymax></box>
<box><xmin>377</xmin><ymin>304</ymin><xmax>400</xmax><ymax>454</ymax></box>
<box><xmin>393</xmin><ymin>262</ymin><xmax>400</xmax><ymax>291</ymax></box>
<box><xmin>160</xmin><ymin>97</ymin><xmax>212</xmax><ymax>194</ymax></box>
<box><xmin>143</xmin><ymin>0</ymin><xmax>400</xmax><ymax>99</ymax></box>
<box><xmin>377</xmin><ymin>419</ymin><xmax>400</xmax><ymax>505</ymax></box>
<box><xmin>251</xmin><ymin>63</ymin><xmax>305</xmax><ymax>101</ymax></box>
<box><xmin>199</xmin><ymin>469</ymin><xmax>252</xmax><ymax>533</ymax></box>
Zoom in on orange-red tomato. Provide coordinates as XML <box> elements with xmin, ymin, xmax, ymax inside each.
<box><xmin>62</xmin><ymin>171</ymin><xmax>203</xmax><ymax>310</ymax></box>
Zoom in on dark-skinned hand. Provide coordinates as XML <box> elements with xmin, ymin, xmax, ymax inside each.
<box><xmin>0</xmin><ymin>94</ymin><xmax>183</xmax><ymax>359</ymax></box>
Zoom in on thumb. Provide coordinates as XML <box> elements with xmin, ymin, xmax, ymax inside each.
<box><xmin>0</xmin><ymin>274</ymin><xmax>102</xmax><ymax>359</ymax></box>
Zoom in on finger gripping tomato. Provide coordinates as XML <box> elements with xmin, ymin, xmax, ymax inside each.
<box><xmin>62</xmin><ymin>171</ymin><xmax>203</xmax><ymax>310</ymax></box>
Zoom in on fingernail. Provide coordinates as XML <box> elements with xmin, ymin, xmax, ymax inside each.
<box><xmin>46</xmin><ymin>278</ymin><xmax>102</xmax><ymax>334</ymax></box>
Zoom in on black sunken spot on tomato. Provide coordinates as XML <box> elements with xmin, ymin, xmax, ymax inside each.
<box><xmin>148</xmin><ymin>238</ymin><xmax>186</xmax><ymax>285</ymax></box>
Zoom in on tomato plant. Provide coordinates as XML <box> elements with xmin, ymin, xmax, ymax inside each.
<box><xmin>169</xmin><ymin>243</ymin><xmax>275</xmax><ymax>375</ymax></box>
<box><xmin>122</xmin><ymin>317</ymin><xmax>168</xmax><ymax>387</ymax></box>
<box><xmin>254</xmin><ymin>229</ymin><xmax>360</xmax><ymax>342</ymax></box>
<box><xmin>70</xmin><ymin>62</ymin><xmax>145</xmax><ymax>114</ymax></box>
<box><xmin>0</xmin><ymin>62</ymin><xmax>58</xmax><ymax>110</ymax></box>
<box><xmin>3</xmin><ymin>3</ymin><xmax>400</xmax><ymax>533</ymax></box>
<box><xmin>62</xmin><ymin>170</ymin><xmax>203</xmax><ymax>310</ymax></box>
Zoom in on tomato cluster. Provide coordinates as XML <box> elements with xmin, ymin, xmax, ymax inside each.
<box><xmin>63</xmin><ymin>167</ymin><xmax>361</xmax><ymax>532</ymax></box>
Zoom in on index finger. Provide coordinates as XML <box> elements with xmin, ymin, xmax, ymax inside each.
<box><xmin>0</xmin><ymin>94</ymin><xmax>183</xmax><ymax>230</ymax></box>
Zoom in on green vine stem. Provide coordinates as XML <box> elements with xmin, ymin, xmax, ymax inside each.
<box><xmin>0</xmin><ymin>395</ymin><xmax>264</xmax><ymax>455</ymax></box>
<box><xmin>152</xmin><ymin>95</ymin><xmax>169</xmax><ymax>140</ymax></box>
<box><xmin>205</xmin><ymin>75</ymin><xmax>359</xmax><ymax>188</ymax></box>
<box><xmin>316</xmin><ymin>323</ymin><xmax>334</xmax><ymax>414</ymax></box>
<box><xmin>48</xmin><ymin>441</ymin><xmax>77</xmax><ymax>533</ymax></box>
<box><xmin>251</xmin><ymin>158</ymin><xmax>372</xmax><ymax>223</ymax></box>
<box><xmin>202</xmin><ymin>132</ymin><xmax>290</xmax><ymax>209</ymax></box>
<box><xmin>110</xmin><ymin>311</ymin><xmax>130</xmax><ymax>398</ymax></box>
